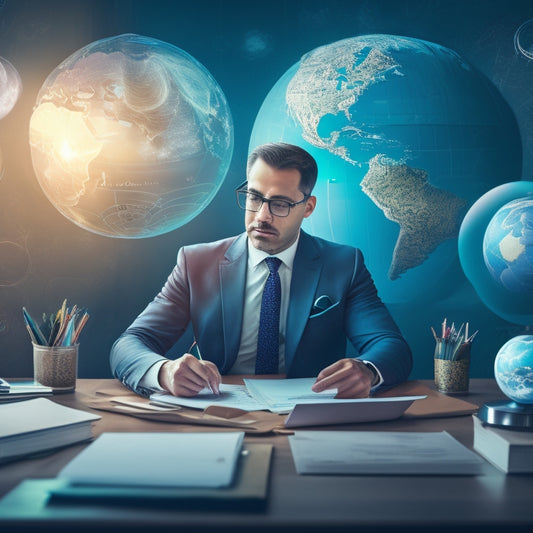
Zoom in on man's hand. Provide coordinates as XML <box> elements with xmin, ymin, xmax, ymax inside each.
<box><xmin>158</xmin><ymin>354</ymin><xmax>221</xmax><ymax>397</ymax></box>
<box><xmin>311</xmin><ymin>358</ymin><xmax>375</xmax><ymax>398</ymax></box>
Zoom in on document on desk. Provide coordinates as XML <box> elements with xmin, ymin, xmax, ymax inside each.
<box><xmin>289</xmin><ymin>430</ymin><xmax>485</xmax><ymax>475</ymax></box>
<box><xmin>150</xmin><ymin>378</ymin><xmax>425</xmax><ymax>427</ymax></box>
<box><xmin>245</xmin><ymin>377</ymin><xmax>426</xmax><ymax>422</ymax></box>
<box><xmin>58</xmin><ymin>431</ymin><xmax>245</xmax><ymax>488</ymax></box>
<box><xmin>150</xmin><ymin>384</ymin><xmax>270</xmax><ymax>411</ymax></box>
<box><xmin>244</xmin><ymin>377</ymin><xmax>338</xmax><ymax>413</ymax></box>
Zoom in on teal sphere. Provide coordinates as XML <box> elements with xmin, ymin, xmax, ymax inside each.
<box><xmin>30</xmin><ymin>34</ymin><xmax>233</xmax><ymax>238</ymax></box>
<box><xmin>495</xmin><ymin>335</ymin><xmax>533</xmax><ymax>404</ymax></box>
<box><xmin>250</xmin><ymin>34</ymin><xmax>521</xmax><ymax>303</ymax></box>
<box><xmin>458</xmin><ymin>182</ymin><xmax>533</xmax><ymax>325</ymax></box>
<box><xmin>483</xmin><ymin>196</ymin><xmax>533</xmax><ymax>293</ymax></box>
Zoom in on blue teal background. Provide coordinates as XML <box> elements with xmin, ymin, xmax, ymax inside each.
<box><xmin>1</xmin><ymin>0</ymin><xmax>533</xmax><ymax>381</ymax></box>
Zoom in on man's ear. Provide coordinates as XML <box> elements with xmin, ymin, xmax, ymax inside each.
<box><xmin>304</xmin><ymin>195</ymin><xmax>317</xmax><ymax>218</ymax></box>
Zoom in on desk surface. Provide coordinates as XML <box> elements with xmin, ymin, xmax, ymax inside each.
<box><xmin>1</xmin><ymin>378</ymin><xmax>532</xmax><ymax>532</ymax></box>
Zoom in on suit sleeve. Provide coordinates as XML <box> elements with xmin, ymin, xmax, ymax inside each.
<box><xmin>109</xmin><ymin>247</ymin><xmax>191</xmax><ymax>396</ymax></box>
<box><xmin>344</xmin><ymin>249</ymin><xmax>413</xmax><ymax>388</ymax></box>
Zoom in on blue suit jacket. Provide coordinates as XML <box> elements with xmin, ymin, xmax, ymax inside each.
<box><xmin>110</xmin><ymin>231</ymin><xmax>412</xmax><ymax>395</ymax></box>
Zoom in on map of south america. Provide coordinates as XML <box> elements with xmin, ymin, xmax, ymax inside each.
<box><xmin>361</xmin><ymin>155</ymin><xmax>467</xmax><ymax>279</ymax></box>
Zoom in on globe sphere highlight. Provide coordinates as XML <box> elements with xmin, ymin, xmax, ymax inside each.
<box><xmin>458</xmin><ymin>182</ymin><xmax>533</xmax><ymax>325</ymax></box>
<box><xmin>483</xmin><ymin>196</ymin><xmax>533</xmax><ymax>293</ymax></box>
<box><xmin>250</xmin><ymin>34</ymin><xmax>521</xmax><ymax>303</ymax></box>
<box><xmin>494</xmin><ymin>335</ymin><xmax>533</xmax><ymax>404</ymax></box>
<box><xmin>0</xmin><ymin>56</ymin><xmax>22</xmax><ymax>120</ymax></box>
<box><xmin>29</xmin><ymin>34</ymin><xmax>233</xmax><ymax>238</ymax></box>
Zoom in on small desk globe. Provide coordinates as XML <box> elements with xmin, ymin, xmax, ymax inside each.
<box><xmin>478</xmin><ymin>335</ymin><xmax>533</xmax><ymax>429</ymax></box>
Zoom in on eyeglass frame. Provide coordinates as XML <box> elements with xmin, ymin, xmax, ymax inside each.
<box><xmin>235</xmin><ymin>180</ymin><xmax>310</xmax><ymax>218</ymax></box>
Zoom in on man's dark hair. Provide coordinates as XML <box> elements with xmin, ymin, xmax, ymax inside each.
<box><xmin>247</xmin><ymin>142</ymin><xmax>318</xmax><ymax>195</ymax></box>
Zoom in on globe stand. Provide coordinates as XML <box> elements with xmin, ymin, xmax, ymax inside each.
<box><xmin>478</xmin><ymin>400</ymin><xmax>533</xmax><ymax>430</ymax></box>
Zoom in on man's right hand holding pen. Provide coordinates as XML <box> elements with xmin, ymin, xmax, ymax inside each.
<box><xmin>158</xmin><ymin>349</ymin><xmax>221</xmax><ymax>397</ymax></box>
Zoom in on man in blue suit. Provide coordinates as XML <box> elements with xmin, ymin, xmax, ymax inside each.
<box><xmin>110</xmin><ymin>143</ymin><xmax>412</xmax><ymax>398</ymax></box>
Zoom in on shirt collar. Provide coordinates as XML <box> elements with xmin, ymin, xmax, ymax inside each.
<box><xmin>247</xmin><ymin>232</ymin><xmax>300</xmax><ymax>271</ymax></box>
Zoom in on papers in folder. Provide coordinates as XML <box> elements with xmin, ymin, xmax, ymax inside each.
<box><xmin>289</xmin><ymin>431</ymin><xmax>485</xmax><ymax>475</ymax></box>
<box><xmin>58</xmin><ymin>432</ymin><xmax>245</xmax><ymax>488</ymax></box>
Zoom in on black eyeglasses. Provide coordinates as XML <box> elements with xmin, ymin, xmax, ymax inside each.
<box><xmin>235</xmin><ymin>181</ymin><xmax>309</xmax><ymax>218</ymax></box>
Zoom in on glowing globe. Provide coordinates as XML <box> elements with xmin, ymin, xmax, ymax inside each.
<box><xmin>494</xmin><ymin>335</ymin><xmax>533</xmax><ymax>404</ymax></box>
<box><xmin>483</xmin><ymin>196</ymin><xmax>533</xmax><ymax>293</ymax></box>
<box><xmin>459</xmin><ymin>182</ymin><xmax>533</xmax><ymax>325</ymax></box>
<box><xmin>250</xmin><ymin>34</ymin><xmax>521</xmax><ymax>303</ymax></box>
<box><xmin>29</xmin><ymin>34</ymin><xmax>233</xmax><ymax>238</ymax></box>
<box><xmin>0</xmin><ymin>56</ymin><xmax>22</xmax><ymax>120</ymax></box>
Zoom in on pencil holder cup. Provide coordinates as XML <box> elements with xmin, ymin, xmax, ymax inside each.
<box><xmin>33</xmin><ymin>343</ymin><xmax>78</xmax><ymax>392</ymax></box>
<box><xmin>434</xmin><ymin>358</ymin><xmax>470</xmax><ymax>394</ymax></box>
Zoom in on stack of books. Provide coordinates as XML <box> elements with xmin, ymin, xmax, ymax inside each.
<box><xmin>472</xmin><ymin>415</ymin><xmax>533</xmax><ymax>473</ymax></box>
<box><xmin>0</xmin><ymin>398</ymin><xmax>101</xmax><ymax>463</ymax></box>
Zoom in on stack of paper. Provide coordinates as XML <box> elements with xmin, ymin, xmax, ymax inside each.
<box><xmin>0</xmin><ymin>398</ymin><xmax>101</xmax><ymax>463</ymax></box>
<box><xmin>57</xmin><ymin>432</ymin><xmax>245</xmax><ymax>488</ymax></box>
<box><xmin>0</xmin><ymin>380</ymin><xmax>52</xmax><ymax>403</ymax></box>
<box><xmin>289</xmin><ymin>430</ymin><xmax>485</xmax><ymax>475</ymax></box>
<box><xmin>151</xmin><ymin>378</ymin><xmax>426</xmax><ymax>427</ymax></box>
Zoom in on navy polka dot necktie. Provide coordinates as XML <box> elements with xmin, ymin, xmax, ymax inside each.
<box><xmin>255</xmin><ymin>257</ymin><xmax>282</xmax><ymax>375</ymax></box>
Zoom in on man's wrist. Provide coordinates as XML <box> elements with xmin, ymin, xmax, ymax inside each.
<box><xmin>359</xmin><ymin>360</ymin><xmax>381</xmax><ymax>387</ymax></box>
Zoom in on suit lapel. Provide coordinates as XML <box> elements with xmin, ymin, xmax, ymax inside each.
<box><xmin>285</xmin><ymin>232</ymin><xmax>322</xmax><ymax>371</ymax></box>
<box><xmin>219</xmin><ymin>233</ymin><xmax>247</xmax><ymax>371</ymax></box>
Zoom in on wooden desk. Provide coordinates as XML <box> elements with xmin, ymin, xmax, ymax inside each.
<box><xmin>1</xmin><ymin>379</ymin><xmax>532</xmax><ymax>532</ymax></box>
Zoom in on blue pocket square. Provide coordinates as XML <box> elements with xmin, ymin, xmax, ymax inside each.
<box><xmin>312</xmin><ymin>295</ymin><xmax>333</xmax><ymax>313</ymax></box>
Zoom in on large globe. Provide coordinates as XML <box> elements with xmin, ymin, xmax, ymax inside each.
<box><xmin>250</xmin><ymin>34</ymin><xmax>521</xmax><ymax>303</ymax></box>
<box><xmin>29</xmin><ymin>34</ymin><xmax>233</xmax><ymax>238</ymax></box>
<box><xmin>494</xmin><ymin>335</ymin><xmax>533</xmax><ymax>404</ymax></box>
<box><xmin>483</xmin><ymin>196</ymin><xmax>533</xmax><ymax>293</ymax></box>
<box><xmin>458</xmin><ymin>182</ymin><xmax>533</xmax><ymax>325</ymax></box>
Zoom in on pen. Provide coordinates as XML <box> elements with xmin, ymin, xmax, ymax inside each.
<box><xmin>189</xmin><ymin>340</ymin><xmax>218</xmax><ymax>395</ymax></box>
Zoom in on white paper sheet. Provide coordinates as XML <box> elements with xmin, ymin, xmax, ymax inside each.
<box><xmin>150</xmin><ymin>383</ymin><xmax>269</xmax><ymax>411</ymax></box>
<box><xmin>289</xmin><ymin>430</ymin><xmax>485</xmax><ymax>475</ymax></box>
